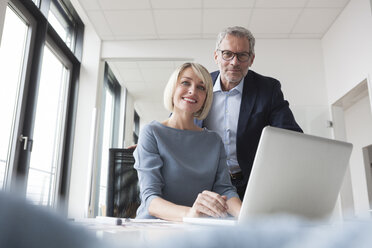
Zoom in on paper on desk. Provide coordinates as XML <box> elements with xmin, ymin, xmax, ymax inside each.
<box><xmin>121</xmin><ymin>218</ymin><xmax>169</xmax><ymax>223</ymax></box>
<box><xmin>95</xmin><ymin>216</ymin><xmax>123</xmax><ymax>225</ymax></box>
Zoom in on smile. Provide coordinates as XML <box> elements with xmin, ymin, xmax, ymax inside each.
<box><xmin>182</xmin><ymin>97</ymin><xmax>197</xmax><ymax>103</ymax></box>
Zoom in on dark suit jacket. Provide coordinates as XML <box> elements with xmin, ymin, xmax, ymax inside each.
<box><xmin>205</xmin><ymin>70</ymin><xmax>303</xmax><ymax>184</ymax></box>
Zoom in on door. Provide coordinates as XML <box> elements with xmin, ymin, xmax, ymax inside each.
<box><xmin>0</xmin><ymin>4</ymin><xmax>30</xmax><ymax>189</ymax></box>
<box><xmin>1</xmin><ymin>0</ymin><xmax>83</xmax><ymax>210</ymax></box>
<box><xmin>23</xmin><ymin>42</ymin><xmax>73</xmax><ymax>206</ymax></box>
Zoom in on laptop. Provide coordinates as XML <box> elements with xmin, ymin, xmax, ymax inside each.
<box><xmin>183</xmin><ymin>126</ymin><xmax>353</xmax><ymax>225</ymax></box>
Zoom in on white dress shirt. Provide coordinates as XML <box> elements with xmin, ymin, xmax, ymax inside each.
<box><xmin>204</xmin><ymin>74</ymin><xmax>244</xmax><ymax>174</ymax></box>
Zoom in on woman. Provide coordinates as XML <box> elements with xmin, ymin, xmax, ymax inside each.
<box><xmin>134</xmin><ymin>62</ymin><xmax>241</xmax><ymax>221</ymax></box>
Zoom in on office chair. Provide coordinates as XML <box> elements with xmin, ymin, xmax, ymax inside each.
<box><xmin>106</xmin><ymin>148</ymin><xmax>140</xmax><ymax>218</ymax></box>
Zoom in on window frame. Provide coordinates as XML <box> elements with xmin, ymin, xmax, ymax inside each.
<box><xmin>133</xmin><ymin>111</ymin><xmax>140</xmax><ymax>144</ymax></box>
<box><xmin>94</xmin><ymin>63</ymin><xmax>122</xmax><ymax>216</ymax></box>
<box><xmin>5</xmin><ymin>0</ymin><xmax>84</xmax><ymax>213</ymax></box>
<box><xmin>1</xmin><ymin>1</ymin><xmax>37</xmax><ymax>191</ymax></box>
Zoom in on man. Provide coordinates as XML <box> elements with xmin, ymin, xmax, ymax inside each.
<box><xmin>203</xmin><ymin>26</ymin><xmax>302</xmax><ymax>200</ymax></box>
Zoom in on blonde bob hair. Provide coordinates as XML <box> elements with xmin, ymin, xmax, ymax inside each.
<box><xmin>163</xmin><ymin>62</ymin><xmax>213</xmax><ymax>120</ymax></box>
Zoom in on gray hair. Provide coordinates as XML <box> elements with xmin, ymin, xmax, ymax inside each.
<box><xmin>215</xmin><ymin>26</ymin><xmax>256</xmax><ymax>54</ymax></box>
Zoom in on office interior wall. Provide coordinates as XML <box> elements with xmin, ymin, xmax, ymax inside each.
<box><xmin>118</xmin><ymin>87</ymin><xmax>127</xmax><ymax>148</ymax></box>
<box><xmin>322</xmin><ymin>0</ymin><xmax>372</xmax><ymax>217</ymax></box>
<box><xmin>363</xmin><ymin>144</ymin><xmax>372</xmax><ymax>209</ymax></box>
<box><xmin>0</xmin><ymin>0</ymin><xmax>8</xmax><ymax>45</ymax></box>
<box><xmin>253</xmin><ymin>39</ymin><xmax>330</xmax><ymax>138</ymax></box>
<box><xmin>322</xmin><ymin>0</ymin><xmax>372</xmax><ymax>106</ymax></box>
<box><xmin>123</xmin><ymin>92</ymin><xmax>135</xmax><ymax>147</ymax></box>
<box><xmin>332</xmin><ymin>105</ymin><xmax>355</xmax><ymax>217</ymax></box>
<box><xmin>68</xmin><ymin>0</ymin><xmax>104</xmax><ymax>219</ymax></box>
<box><xmin>101</xmin><ymin>39</ymin><xmax>216</xmax><ymax>71</ymax></box>
<box><xmin>344</xmin><ymin>94</ymin><xmax>372</xmax><ymax>217</ymax></box>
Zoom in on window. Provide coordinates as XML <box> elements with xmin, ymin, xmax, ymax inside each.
<box><xmin>0</xmin><ymin>0</ymin><xmax>83</xmax><ymax>210</ymax></box>
<box><xmin>25</xmin><ymin>43</ymin><xmax>72</xmax><ymax>206</ymax></box>
<box><xmin>133</xmin><ymin>111</ymin><xmax>140</xmax><ymax>144</ymax></box>
<box><xmin>96</xmin><ymin>64</ymin><xmax>121</xmax><ymax>216</ymax></box>
<box><xmin>31</xmin><ymin>0</ymin><xmax>39</xmax><ymax>7</ymax></box>
<box><xmin>48</xmin><ymin>0</ymin><xmax>75</xmax><ymax>49</ymax></box>
<box><xmin>0</xmin><ymin>5</ymin><xmax>28</xmax><ymax>189</ymax></box>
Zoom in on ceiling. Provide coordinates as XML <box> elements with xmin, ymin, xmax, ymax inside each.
<box><xmin>108</xmin><ymin>60</ymin><xmax>189</xmax><ymax>121</ymax></box>
<box><xmin>76</xmin><ymin>0</ymin><xmax>350</xmax><ymax>122</ymax></box>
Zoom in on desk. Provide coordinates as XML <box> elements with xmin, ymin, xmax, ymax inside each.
<box><xmin>73</xmin><ymin>217</ymin><xmax>372</xmax><ymax>248</ymax></box>
<box><xmin>73</xmin><ymin>218</ymin><xmax>206</xmax><ymax>247</ymax></box>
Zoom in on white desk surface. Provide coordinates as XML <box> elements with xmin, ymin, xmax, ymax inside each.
<box><xmin>71</xmin><ymin>216</ymin><xmax>372</xmax><ymax>248</ymax></box>
<box><xmin>73</xmin><ymin>217</ymin><xmax>209</xmax><ymax>247</ymax></box>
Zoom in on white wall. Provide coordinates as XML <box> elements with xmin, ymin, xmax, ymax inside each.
<box><xmin>344</xmin><ymin>95</ymin><xmax>372</xmax><ymax>216</ymax></box>
<box><xmin>102</xmin><ymin>39</ymin><xmax>330</xmax><ymax>137</ymax></box>
<box><xmin>123</xmin><ymin>92</ymin><xmax>135</xmax><ymax>147</ymax></box>
<box><xmin>66</xmin><ymin>0</ymin><xmax>140</xmax><ymax>218</ymax></box>
<box><xmin>68</xmin><ymin>0</ymin><xmax>104</xmax><ymax>219</ymax></box>
<box><xmin>253</xmin><ymin>39</ymin><xmax>330</xmax><ymax>138</ymax></box>
<box><xmin>322</xmin><ymin>0</ymin><xmax>372</xmax><ymax>106</ymax></box>
<box><xmin>101</xmin><ymin>40</ymin><xmax>216</xmax><ymax>70</ymax></box>
<box><xmin>118</xmin><ymin>87</ymin><xmax>127</xmax><ymax>148</ymax></box>
<box><xmin>0</xmin><ymin>0</ymin><xmax>8</xmax><ymax>45</ymax></box>
<box><xmin>322</xmin><ymin>0</ymin><xmax>372</xmax><ymax>217</ymax></box>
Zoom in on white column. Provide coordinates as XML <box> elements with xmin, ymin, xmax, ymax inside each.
<box><xmin>0</xmin><ymin>0</ymin><xmax>9</xmax><ymax>46</ymax></box>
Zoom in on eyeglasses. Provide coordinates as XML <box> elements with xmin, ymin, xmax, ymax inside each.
<box><xmin>217</xmin><ymin>49</ymin><xmax>251</xmax><ymax>62</ymax></box>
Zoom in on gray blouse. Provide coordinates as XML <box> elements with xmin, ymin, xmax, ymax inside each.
<box><xmin>134</xmin><ymin>121</ymin><xmax>238</xmax><ymax>219</ymax></box>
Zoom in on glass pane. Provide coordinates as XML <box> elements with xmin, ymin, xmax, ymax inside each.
<box><xmin>0</xmin><ymin>7</ymin><xmax>28</xmax><ymax>189</ymax></box>
<box><xmin>32</xmin><ymin>0</ymin><xmax>39</xmax><ymax>7</ymax></box>
<box><xmin>26</xmin><ymin>45</ymin><xmax>70</xmax><ymax>206</ymax></box>
<box><xmin>48</xmin><ymin>2</ymin><xmax>73</xmax><ymax>48</ymax></box>
<box><xmin>98</xmin><ymin>87</ymin><xmax>114</xmax><ymax>216</ymax></box>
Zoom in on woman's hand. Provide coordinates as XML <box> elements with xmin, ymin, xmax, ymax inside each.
<box><xmin>186</xmin><ymin>190</ymin><xmax>228</xmax><ymax>218</ymax></box>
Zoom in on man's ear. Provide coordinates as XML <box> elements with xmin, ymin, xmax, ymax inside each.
<box><xmin>213</xmin><ymin>50</ymin><xmax>218</xmax><ymax>64</ymax></box>
<box><xmin>249</xmin><ymin>54</ymin><xmax>255</xmax><ymax>67</ymax></box>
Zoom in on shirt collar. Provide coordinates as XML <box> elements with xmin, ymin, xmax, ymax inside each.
<box><xmin>213</xmin><ymin>73</ymin><xmax>244</xmax><ymax>93</ymax></box>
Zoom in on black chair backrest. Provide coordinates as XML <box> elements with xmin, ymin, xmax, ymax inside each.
<box><xmin>106</xmin><ymin>148</ymin><xmax>140</xmax><ymax>218</ymax></box>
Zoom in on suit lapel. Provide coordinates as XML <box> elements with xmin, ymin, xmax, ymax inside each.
<box><xmin>211</xmin><ymin>71</ymin><xmax>219</xmax><ymax>86</ymax></box>
<box><xmin>237</xmin><ymin>70</ymin><xmax>257</xmax><ymax>134</ymax></box>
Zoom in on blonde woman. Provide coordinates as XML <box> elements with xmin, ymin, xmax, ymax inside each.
<box><xmin>134</xmin><ymin>62</ymin><xmax>241</xmax><ymax>221</ymax></box>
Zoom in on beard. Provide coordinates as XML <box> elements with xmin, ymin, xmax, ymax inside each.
<box><xmin>222</xmin><ymin>67</ymin><xmax>248</xmax><ymax>84</ymax></box>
